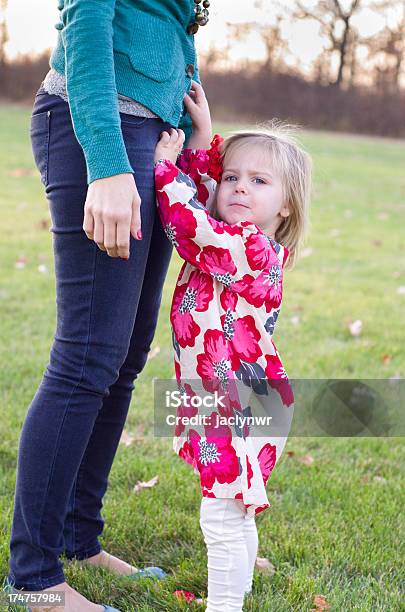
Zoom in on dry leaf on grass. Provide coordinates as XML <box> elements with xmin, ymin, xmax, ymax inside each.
<box><xmin>15</xmin><ymin>257</ymin><xmax>26</xmax><ymax>269</ymax></box>
<box><xmin>287</xmin><ymin>450</ymin><xmax>295</xmax><ymax>457</ymax></box>
<box><xmin>300</xmin><ymin>247</ymin><xmax>313</xmax><ymax>258</ymax></box>
<box><xmin>381</xmin><ymin>354</ymin><xmax>391</xmax><ymax>365</ymax></box>
<box><xmin>37</xmin><ymin>218</ymin><xmax>50</xmax><ymax>230</ymax></box>
<box><xmin>120</xmin><ymin>430</ymin><xmax>135</xmax><ymax>447</ymax></box>
<box><xmin>373</xmin><ymin>475</ymin><xmax>387</xmax><ymax>484</ymax></box>
<box><xmin>147</xmin><ymin>346</ymin><xmax>161</xmax><ymax>361</ymax></box>
<box><xmin>133</xmin><ymin>474</ymin><xmax>159</xmax><ymax>493</ymax></box>
<box><xmin>255</xmin><ymin>556</ymin><xmax>276</xmax><ymax>575</ymax></box>
<box><xmin>298</xmin><ymin>454</ymin><xmax>314</xmax><ymax>466</ymax></box>
<box><xmin>377</xmin><ymin>212</ymin><xmax>388</xmax><ymax>220</ymax></box>
<box><xmin>311</xmin><ymin>594</ymin><xmax>331</xmax><ymax>611</ymax></box>
<box><xmin>348</xmin><ymin>319</ymin><xmax>362</xmax><ymax>337</ymax></box>
<box><xmin>8</xmin><ymin>168</ymin><xmax>36</xmax><ymax>177</ymax></box>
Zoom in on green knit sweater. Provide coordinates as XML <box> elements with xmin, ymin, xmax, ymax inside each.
<box><xmin>50</xmin><ymin>0</ymin><xmax>200</xmax><ymax>183</ymax></box>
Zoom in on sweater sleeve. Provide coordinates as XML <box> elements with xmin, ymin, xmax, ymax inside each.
<box><xmin>154</xmin><ymin>158</ymin><xmax>287</xmax><ymax>296</ymax></box>
<box><xmin>61</xmin><ymin>0</ymin><xmax>133</xmax><ymax>184</ymax></box>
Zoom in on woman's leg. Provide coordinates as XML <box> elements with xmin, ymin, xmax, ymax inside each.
<box><xmin>199</xmin><ymin>497</ymin><xmax>249</xmax><ymax>612</ymax></box>
<box><xmin>7</xmin><ymin>89</ymin><xmax>172</xmax><ymax>591</ymax></box>
<box><xmin>63</xmin><ymin>212</ymin><xmax>172</xmax><ymax>562</ymax></box>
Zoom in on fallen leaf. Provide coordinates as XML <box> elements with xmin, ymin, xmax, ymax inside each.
<box><xmin>397</xmin><ymin>286</ymin><xmax>405</xmax><ymax>295</ymax></box>
<box><xmin>15</xmin><ymin>257</ymin><xmax>26</xmax><ymax>269</ymax></box>
<box><xmin>371</xmin><ymin>239</ymin><xmax>382</xmax><ymax>247</ymax></box>
<box><xmin>329</xmin><ymin>228</ymin><xmax>340</xmax><ymax>237</ymax></box>
<box><xmin>287</xmin><ymin>450</ymin><xmax>295</xmax><ymax>457</ymax></box>
<box><xmin>311</xmin><ymin>594</ymin><xmax>331</xmax><ymax>611</ymax></box>
<box><xmin>133</xmin><ymin>474</ymin><xmax>159</xmax><ymax>493</ymax></box>
<box><xmin>255</xmin><ymin>556</ymin><xmax>276</xmax><ymax>575</ymax></box>
<box><xmin>348</xmin><ymin>320</ymin><xmax>362</xmax><ymax>337</ymax></box>
<box><xmin>361</xmin><ymin>474</ymin><xmax>370</xmax><ymax>483</ymax></box>
<box><xmin>120</xmin><ymin>430</ymin><xmax>135</xmax><ymax>447</ymax></box>
<box><xmin>38</xmin><ymin>264</ymin><xmax>48</xmax><ymax>274</ymax></box>
<box><xmin>147</xmin><ymin>346</ymin><xmax>161</xmax><ymax>361</ymax></box>
<box><xmin>290</xmin><ymin>315</ymin><xmax>300</xmax><ymax>326</ymax></box>
<box><xmin>300</xmin><ymin>247</ymin><xmax>313</xmax><ymax>258</ymax></box>
<box><xmin>173</xmin><ymin>590</ymin><xmax>196</xmax><ymax>603</ymax></box>
<box><xmin>298</xmin><ymin>454</ymin><xmax>314</xmax><ymax>466</ymax></box>
<box><xmin>373</xmin><ymin>475</ymin><xmax>387</xmax><ymax>484</ymax></box>
<box><xmin>377</xmin><ymin>212</ymin><xmax>388</xmax><ymax>220</ymax></box>
<box><xmin>381</xmin><ymin>354</ymin><xmax>391</xmax><ymax>365</ymax></box>
<box><xmin>8</xmin><ymin>168</ymin><xmax>36</xmax><ymax>177</ymax></box>
<box><xmin>37</xmin><ymin>218</ymin><xmax>50</xmax><ymax>230</ymax></box>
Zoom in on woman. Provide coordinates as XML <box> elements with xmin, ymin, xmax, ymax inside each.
<box><xmin>6</xmin><ymin>1</ymin><xmax>208</xmax><ymax>610</ymax></box>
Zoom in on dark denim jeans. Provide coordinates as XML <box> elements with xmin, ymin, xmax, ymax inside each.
<box><xmin>7</xmin><ymin>88</ymin><xmax>173</xmax><ymax>590</ymax></box>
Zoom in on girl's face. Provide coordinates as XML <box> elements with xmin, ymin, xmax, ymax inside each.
<box><xmin>216</xmin><ymin>145</ymin><xmax>290</xmax><ymax>236</ymax></box>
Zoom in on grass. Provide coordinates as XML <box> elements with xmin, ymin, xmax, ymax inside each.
<box><xmin>0</xmin><ymin>103</ymin><xmax>404</xmax><ymax>611</ymax></box>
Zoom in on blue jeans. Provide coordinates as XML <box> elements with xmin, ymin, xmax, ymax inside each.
<box><xmin>7</xmin><ymin>88</ymin><xmax>173</xmax><ymax>590</ymax></box>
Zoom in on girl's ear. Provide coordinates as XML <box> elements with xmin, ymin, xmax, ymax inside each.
<box><xmin>280</xmin><ymin>204</ymin><xmax>290</xmax><ymax>218</ymax></box>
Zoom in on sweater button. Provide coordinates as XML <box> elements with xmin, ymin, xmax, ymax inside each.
<box><xmin>57</xmin><ymin>0</ymin><xmax>64</xmax><ymax>9</ymax></box>
<box><xmin>55</xmin><ymin>22</ymin><xmax>63</xmax><ymax>30</ymax></box>
<box><xmin>185</xmin><ymin>64</ymin><xmax>195</xmax><ymax>77</ymax></box>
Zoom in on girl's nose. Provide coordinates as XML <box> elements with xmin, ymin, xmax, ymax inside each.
<box><xmin>235</xmin><ymin>182</ymin><xmax>247</xmax><ymax>193</ymax></box>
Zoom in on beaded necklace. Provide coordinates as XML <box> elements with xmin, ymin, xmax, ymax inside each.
<box><xmin>187</xmin><ymin>0</ymin><xmax>210</xmax><ymax>35</ymax></box>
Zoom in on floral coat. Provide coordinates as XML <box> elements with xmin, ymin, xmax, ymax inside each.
<box><xmin>154</xmin><ymin>148</ymin><xmax>294</xmax><ymax>516</ymax></box>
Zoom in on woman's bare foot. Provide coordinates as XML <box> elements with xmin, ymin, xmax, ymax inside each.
<box><xmin>29</xmin><ymin>581</ymin><xmax>104</xmax><ymax>612</ymax></box>
<box><xmin>83</xmin><ymin>550</ymin><xmax>138</xmax><ymax>576</ymax></box>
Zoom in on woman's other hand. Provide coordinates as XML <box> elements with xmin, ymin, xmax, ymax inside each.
<box><xmin>183</xmin><ymin>80</ymin><xmax>212</xmax><ymax>149</ymax></box>
<box><xmin>82</xmin><ymin>173</ymin><xmax>142</xmax><ymax>259</ymax></box>
<box><xmin>154</xmin><ymin>128</ymin><xmax>185</xmax><ymax>164</ymax></box>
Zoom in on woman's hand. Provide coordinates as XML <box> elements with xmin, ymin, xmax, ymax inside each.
<box><xmin>183</xmin><ymin>80</ymin><xmax>212</xmax><ymax>149</ymax></box>
<box><xmin>82</xmin><ymin>173</ymin><xmax>142</xmax><ymax>259</ymax></box>
<box><xmin>154</xmin><ymin>128</ymin><xmax>185</xmax><ymax>164</ymax></box>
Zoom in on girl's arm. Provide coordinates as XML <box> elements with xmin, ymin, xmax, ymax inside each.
<box><xmin>154</xmin><ymin>158</ymin><xmax>288</xmax><ymax>286</ymax></box>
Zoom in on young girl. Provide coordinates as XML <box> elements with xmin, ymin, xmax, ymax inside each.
<box><xmin>154</xmin><ymin>82</ymin><xmax>312</xmax><ymax>611</ymax></box>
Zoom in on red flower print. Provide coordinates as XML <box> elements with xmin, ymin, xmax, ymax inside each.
<box><xmin>174</xmin><ymin>382</ymin><xmax>199</xmax><ymax>436</ymax></box>
<box><xmin>196</xmin><ymin>329</ymin><xmax>241</xmax><ymax>415</ymax></box>
<box><xmin>179</xmin><ymin>439</ymin><xmax>197</xmax><ymax>470</ymax></box>
<box><xmin>257</xmin><ymin>443</ymin><xmax>277</xmax><ymax>485</ymax></box>
<box><xmin>246</xmin><ymin>456</ymin><xmax>253</xmax><ymax>489</ymax></box>
<box><xmin>220</xmin><ymin>312</ymin><xmax>262</xmax><ymax>370</ymax></box>
<box><xmin>158</xmin><ymin>197</ymin><xmax>201</xmax><ymax>264</ymax></box>
<box><xmin>233</xmin><ymin>264</ymin><xmax>283</xmax><ymax>310</ymax></box>
<box><xmin>171</xmin><ymin>271</ymin><xmax>213</xmax><ymax>348</ymax></box>
<box><xmin>155</xmin><ymin>159</ymin><xmax>179</xmax><ymax>191</ymax></box>
<box><xmin>199</xmin><ymin>245</ymin><xmax>237</xmax><ymax>280</ymax></box>
<box><xmin>207</xmin><ymin>133</ymin><xmax>224</xmax><ymax>183</ymax></box>
<box><xmin>245</xmin><ymin>232</ymin><xmax>279</xmax><ymax>271</ymax></box>
<box><xmin>265</xmin><ymin>354</ymin><xmax>294</xmax><ymax>407</ymax></box>
<box><xmin>220</xmin><ymin>287</ymin><xmax>238</xmax><ymax>311</ymax></box>
<box><xmin>207</xmin><ymin>216</ymin><xmax>244</xmax><ymax>236</ymax></box>
<box><xmin>202</xmin><ymin>488</ymin><xmax>216</xmax><ymax>498</ymax></box>
<box><xmin>188</xmin><ymin>416</ymin><xmax>240</xmax><ymax>489</ymax></box>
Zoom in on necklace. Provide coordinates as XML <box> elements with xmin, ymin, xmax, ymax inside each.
<box><xmin>187</xmin><ymin>0</ymin><xmax>210</xmax><ymax>35</ymax></box>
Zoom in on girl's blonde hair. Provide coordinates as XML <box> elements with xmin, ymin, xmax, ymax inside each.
<box><xmin>210</xmin><ymin>120</ymin><xmax>312</xmax><ymax>269</ymax></box>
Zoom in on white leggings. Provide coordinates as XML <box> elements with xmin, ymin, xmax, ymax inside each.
<box><xmin>199</xmin><ymin>497</ymin><xmax>258</xmax><ymax>612</ymax></box>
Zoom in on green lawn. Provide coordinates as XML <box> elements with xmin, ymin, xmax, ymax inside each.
<box><xmin>0</xmin><ymin>103</ymin><xmax>404</xmax><ymax>611</ymax></box>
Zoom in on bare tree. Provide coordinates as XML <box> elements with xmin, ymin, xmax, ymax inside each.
<box><xmin>361</xmin><ymin>0</ymin><xmax>405</xmax><ymax>91</ymax></box>
<box><xmin>294</xmin><ymin>0</ymin><xmax>362</xmax><ymax>86</ymax></box>
<box><xmin>0</xmin><ymin>0</ymin><xmax>8</xmax><ymax>69</ymax></box>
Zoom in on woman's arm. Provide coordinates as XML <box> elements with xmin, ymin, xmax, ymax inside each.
<box><xmin>62</xmin><ymin>0</ymin><xmax>132</xmax><ymax>183</ymax></box>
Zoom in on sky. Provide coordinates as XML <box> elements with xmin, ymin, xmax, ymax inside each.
<box><xmin>4</xmin><ymin>0</ymin><xmax>403</xmax><ymax>74</ymax></box>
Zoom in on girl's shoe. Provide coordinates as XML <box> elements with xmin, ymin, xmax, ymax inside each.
<box><xmin>127</xmin><ymin>566</ymin><xmax>168</xmax><ymax>581</ymax></box>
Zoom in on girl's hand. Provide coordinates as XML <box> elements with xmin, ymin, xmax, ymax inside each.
<box><xmin>183</xmin><ymin>80</ymin><xmax>212</xmax><ymax>149</ymax></box>
<box><xmin>82</xmin><ymin>173</ymin><xmax>142</xmax><ymax>259</ymax></box>
<box><xmin>154</xmin><ymin>128</ymin><xmax>185</xmax><ymax>164</ymax></box>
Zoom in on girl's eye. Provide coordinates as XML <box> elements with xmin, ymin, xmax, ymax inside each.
<box><xmin>223</xmin><ymin>175</ymin><xmax>237</xmax><ymax>182</ymax></box>
<box><xmin>253</xmin><ymin>177</ymin><xmax>266</xmax><ymax>184</ymax></box>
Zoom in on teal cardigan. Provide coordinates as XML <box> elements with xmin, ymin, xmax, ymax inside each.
<box><xmin>50</xmin><ymin>0</ymin><xmax>200</xmax><ymax>183</ymax></box>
